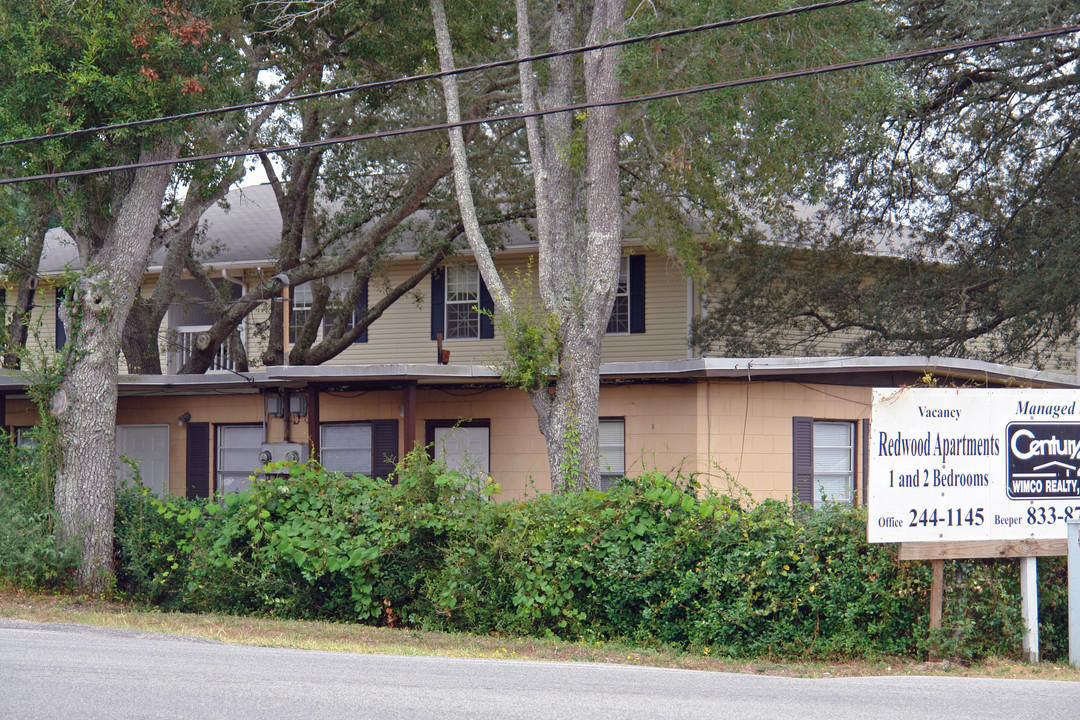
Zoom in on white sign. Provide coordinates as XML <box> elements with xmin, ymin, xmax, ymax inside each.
<box><xmin>869</xmin><ymin>387</ymin><xmax>1080</xmax><ymax>543</ymax></box>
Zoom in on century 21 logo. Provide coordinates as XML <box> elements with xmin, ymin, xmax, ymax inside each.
<box><xmin>1006</xmin><ymin>423</ymin><xmax>1080</xmax><ymax>499</ymax></box>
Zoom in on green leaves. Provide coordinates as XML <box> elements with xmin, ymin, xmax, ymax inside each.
<box><xmin>110</xmin><ymin>455</ymin><xmax>1040</xmax><ymax>661</ymax></box>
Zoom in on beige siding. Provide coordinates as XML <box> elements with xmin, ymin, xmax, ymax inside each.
<box><xmin>321</xmin><ymin>256</ymin><xmax>515</xmax><ymax>366</ymax></box>
<box><xmin>22</xmin><ymin>283</ymin><xmax>62</xmax><ymax>359</ymax></box>
<box><xmin>601</xmin><ymin>252</ymin><xmax>690</xmax><ymax>363</ymax></box>
<box><xmin>13</xmin><ymin>279</ymin><xmax>160</xmax><ymax>374</ymax></box>
<box><xmin>115</xmin><ymin>393</ymin><xmax>266</xmax><ymax>495</ymax></box>
<box><xmin>241</xmin><ymin>268</ymin><xmax>274</xmax><ymax>369</ymax></box>
<box><xmin>693</xmin><ymin>381</ymin><xmax>871</xmax><ymax>503</ymax></box>
<box><xmin>315</xmin><ymin>249</ymin><xmax>690</xmax><ymax>367</ymax></box>
<box><xmin>11</xmin><ymin>249</ymin><xmax>692</xmax><ymax>372</ymax></box>
<box><xmin>17</xmin><ymin>376</ymin><xmax>879</xmax><ymax>504</ymax></box>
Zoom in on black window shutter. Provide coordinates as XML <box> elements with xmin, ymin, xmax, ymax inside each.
<box><xmin>792</xmin><ymin>416</ymin><xmax>814</xmax><ymax>505</ymax></box>
<box><xmin>430</xmin><ymin>268</ymin><xmax>444</xmax><ymax>340</ymax></box>
<box><xmin>372</xmin><ymin>419</ymin><xmax>399</xmax><ymax>481</ymax></box>
<box><xmin>186</xmin><ymin>422</ymin><xmax>211</xmax><ymax>499</ymax></box>
<box><xmin>479</xmin><ymin>275</ymin><xmax>494</xmax><ymax>339</ymax></box>
<box><xmin>629</xmin><ymin>254</ymin><xmax>646</xmax><ymax>334</ymax></box>
<box><xmin>55</xmin><ymin>287</ymin><xmax>66</xmax><ymax>350</ymax></box>
<box><xmin>355</xmin><ymin>281</ymin><xmax>369</xmax><ymax>344</ymax></box>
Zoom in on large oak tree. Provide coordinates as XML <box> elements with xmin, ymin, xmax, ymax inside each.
<box><xmin>433</xmin><ymin>0</ymin><xmax>890</xmax><ymax>490</ymax></box>
<box><xmin>0</xmin><ymin>0</ymin><xmax>246</xmax><ymax>590</ymax></box>
<box><xmin>694</xmin><ymin>1</ymin><xmax>1080</xmax><ymax>369</ymax></box>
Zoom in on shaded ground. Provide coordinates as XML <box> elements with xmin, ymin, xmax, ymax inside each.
<box><xmin>1</xmin><ymin>587</ymin><xmax>1076</xmax><ymax>681</ymax></box>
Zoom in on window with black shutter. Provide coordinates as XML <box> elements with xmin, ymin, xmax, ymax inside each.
<box><xmin>431</xmin><ymin>266</ymin><xmax>494</xmax><ymax>340</ymax></box>
<box><xmin>793</xmin><ymin>416</ymin><xmax>857</xmax><ymax>507</ymax></box>
<box><xmin>606</xmin><ymin>255</ymin><xmax>645</xmax><ymax>335</ymax></box>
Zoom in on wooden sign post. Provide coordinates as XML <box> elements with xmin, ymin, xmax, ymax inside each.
<box><xmin>900</xmin><ymin>539</ymin><xmax>1067</xmax><ymax>662</ymax></box>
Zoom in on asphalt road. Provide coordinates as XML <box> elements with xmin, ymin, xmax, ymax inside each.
<box><xmin>1</xmin><ymin>619</ymin><xmax>1078</xmax><ymax>719</ymax></box>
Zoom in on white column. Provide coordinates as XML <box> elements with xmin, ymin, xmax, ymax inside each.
<box><xmin>1020</xmin><ymin>556</ymin><xmax>1039</xmax><ymax>664</ymax></box>
<box><xmin>1069</xmin><ymin>520</ymin><xmax>1080</xmax><ymax>668</ymax></box>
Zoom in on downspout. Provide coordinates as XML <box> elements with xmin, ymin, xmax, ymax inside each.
<box><xmin>687</xmin><ymin>276</ymin><xmax>696</xmax><ymax>360</ymax></box>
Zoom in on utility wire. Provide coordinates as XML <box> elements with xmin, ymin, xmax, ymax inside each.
<box><xmin>2</xmin><ymin>22</ymin><xmax>1076</xmax><ymax>186</ymax></box>
<box><xmin>0</xmin><ymin>250</ymin><xmax>47</xmax><ymax>279</ymax></box>
<box><xmin>0</xmin><ymin>0</ymin><xmax>871</xmax><ymax>150</ymax></box>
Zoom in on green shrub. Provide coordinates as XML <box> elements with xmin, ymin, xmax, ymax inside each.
<box><xmin>0</xmin><ymin>430</ymin><xmax>79</xmax><ymax>589</ymax></box>
<box><xmin>111</xmin><ymin>456</ymin><xmax>1055</xmax><ymax>661</ymax></box>
<box><xmin>113</xmin><ymin>483</ymin><xmax>201</xmax><ymax>607</ymax></box>
<box><xmin>1039</xmin><ymin>557</ymin><xmax>1069</xmax><ymax>662</ymax></box>
<box><xmin>172</xmin><ymin>454</ymin><xmax>501</xmax><ymax>624</ymax></box>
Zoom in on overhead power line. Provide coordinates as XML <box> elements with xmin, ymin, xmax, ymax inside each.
<box><xmin>0</xmin><ymin>0</ymin><xmax>870</xmax><ymax>150</ymax></box>
<box><xmin>2</xmin><ymin>22</ymin><xmax>1077</xmax><ymax>186</ymax></box>
<box><xmin>0</xmin><ymin>249</ymin><xmax>47</xmax><ymax>279</ymax></box>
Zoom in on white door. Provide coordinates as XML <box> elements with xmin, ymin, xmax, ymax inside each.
<box><xmin>434</xmin><ymin>425</ymin><xmax>489</xmax><ymax>478</ymax></box>
<box><xmin>117</xmin><ymin>425</ymin><xmax>170</xmax><ymax>496</ymax></box>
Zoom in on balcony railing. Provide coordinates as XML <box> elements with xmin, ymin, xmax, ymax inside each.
<box><xmin>170</xmin><ymin>325</ymin><xmax>235</xmax><ymax>374</ymax></box>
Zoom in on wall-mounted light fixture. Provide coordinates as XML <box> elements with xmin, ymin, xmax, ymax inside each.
<box><xmin>177</xmin><ymin>412</ymin><xmax>191</xmax><ymax>427</ymax></box>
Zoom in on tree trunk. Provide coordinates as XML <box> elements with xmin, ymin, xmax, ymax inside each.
<box><xmin>229</xmin><ymin>327</ymin><xmax>249</xmax><ymax>373</ymax></box>
<box><xmin>120</xmin><ymin>298</ymin><xmax>162</xmax><ymax>374</ymax></box>
<box><xmin>53</xmin><ymin>140</ymin><xmax>178</xmax><ymax>592</ymax></box>
<box><xmin>262</xmin><ymin>299</ymin><xmax>286</xmax><ymax>367</ymax></box>
<box><xmin>431</xmin><ymin>0</ymin><xmax>625</xmax><ymax>491</ymax></box>
<box><xmin>120</xmin><ymin>210</ymin><xmax>227</xmax><ymax>376</ymax></box>
<box><xmin>529</xmin><ymin>325</ymin><xmax>605</xmax><ymax>491</ymax></box>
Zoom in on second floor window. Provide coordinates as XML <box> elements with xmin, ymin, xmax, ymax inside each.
<box><xmin>605</xmin><ymin>255</ymin><xmax>645</xmax><ymax>335</ymax></box>
<box><xmin>445</xmin><ymin>265</ymin><xmax>480</xmax><ymax>339</ymax></box>
<box><xmin>606</xmin><ymin>257</ymin><xmax>630</xmax><ymax>334</ymax></box>
<box><xmin>431</xmin><ymin>265</ymin><xmax>494</xmax><ymax>341</ymax></box>
<box><xmin>291</xmin><ymin>275</ymin><xmax>369</xmax><ymax>345</ymax></box>
<box><xmin>290</xmin><ymin>284</ymin><xmax>312</xmax><ymax>344</ymax></box>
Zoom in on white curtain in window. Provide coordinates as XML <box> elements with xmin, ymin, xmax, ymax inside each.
<box><xmin>813</xmin><ymin>422</ymin><xmax>853</xmax><ymax>504</ymax></box>
<box><xmin>598</xmin><ymin>419</ymin><xmax>625</xmax><ymax>475</ymax></box>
